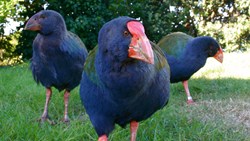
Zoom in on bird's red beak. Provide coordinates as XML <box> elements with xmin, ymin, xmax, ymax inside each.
<box><xmin>213</xmin><ymin>47</ymin><xmax>223</xmax><ymax>63</ymax></box>
<box><xmin>24</xmin><ymin>17</ymin><xmax>41</xmax><ymax>31</ymax></box>
<box><xmin>127</xmin><ymin>21</ymin><xmax>154</xmax><ymax>64</ymax></box>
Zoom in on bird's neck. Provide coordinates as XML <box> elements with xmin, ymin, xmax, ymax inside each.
<box><xmin>39</xmin><ymin>28</ymin><xmax>66</xmax><ymax>42</ymax></box>
<box><xmin>167</xmin><ymin>49</ymin><xmax>207</xmax><ymax>81</ymax></box>
<box><xmin>183</xmin><ymin>49</ymin><xmax>207</xmax><ymax>69</ymax></box>
<box><xmin>35</xmin><ymin>32</ymin><xmax>65</xmax><ymax>55</ymax></box>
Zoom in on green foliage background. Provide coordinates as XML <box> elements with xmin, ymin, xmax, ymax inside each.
<box><xmin>0</xmin><ymin>0</ymin><xmax>23</xmax><ymax>65</ymax></box>
<box><xmin>0</xmin><ymin>0</ymin><xmax>249</xmax><ymax>64</ymax></box>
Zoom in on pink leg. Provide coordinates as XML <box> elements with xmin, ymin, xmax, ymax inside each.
<box><xmin>63</xmin><ymin>90</ymin><xmax>70</xmax><ymax>123</ymax></box>
<box><xmin>39</xmin><ymin>88</ymin><xmax>55</xmax><ymax>124</ymax></box>
<box><xmin>130</xmin><ymin>121</ymin><xmax>139</xmax><ymax>141</ymax></box>
<box><xmin>98</xmin><ymin>135</ymin><xmax>108</xmax><ymax>141</ymax></box>
<box><xmin>182</xmin><ymin>80</ymin><xmax>194</xmax><ymax>104</ymax></box>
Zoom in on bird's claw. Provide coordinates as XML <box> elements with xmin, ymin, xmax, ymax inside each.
<box><xmin>61</xmin><ymin>117</ymin><xmax>70</xmax><ymax>124</ymax></box>
<box><xmin>37</xmin><ymin>116</ymin><xmax>56</xmax><ymax>125</ymax></box>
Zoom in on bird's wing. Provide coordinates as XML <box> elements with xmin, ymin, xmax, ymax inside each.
<box><xmin>151</xmin><ymin>41</ymin><xmax>170</xmax><ymax>74</ymax></box>
<box><xmin>60</xmin><ymin>31</ymin><xmax>88</xmax><ymax>59</ymax></box>
<box><xmin>157</xmin><ymin>32</ymin><xmax>193</xmax><ymax>58</ymax></box>
<box><xmin>83</xmin><ymin>46</ymin><xmax>101</xmax><ymax>86</ymax></box>
<box><xmin>150</xmin><ymin>42</ymin><xmax>170</xmax><ymax>72</ymax></box>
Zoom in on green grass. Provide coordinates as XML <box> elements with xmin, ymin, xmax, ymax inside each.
<box><xmin>0</xmin><ymin>52</ymin><xmax>250</xmax><ymax>141</ymax></box>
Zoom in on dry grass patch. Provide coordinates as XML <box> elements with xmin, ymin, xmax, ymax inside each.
<box><xmin>186</xmin><ymin>98</ymin><xmax>250</xmax><ymax>135</ymax></box>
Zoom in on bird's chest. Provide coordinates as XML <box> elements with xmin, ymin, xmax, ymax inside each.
<box><xmin>33</xmin><ymin>47</ymin><xmax>61</xmax><ymax>69</ymax></box>
<box><xmin>100</xmin><ymin>67</ymin><xmax>153</xmax><ymax>98</ymax></box>
<box><xmin>34</xmin><ymin>36</ymin><xmax>61</xmax><ymax>58</ymax></box>
<box><xmin>32</xmin><ymin>44</ymin><xmax>65</xmax><ymax>77</ymax></box>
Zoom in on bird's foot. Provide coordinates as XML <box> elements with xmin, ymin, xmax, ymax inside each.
<box><xmin>61</xmin><ymin>116</ymin><xmax>70</xmax><ymax>124</ymax></box>
<box><xmin>37</xmin><ymin>116</ymin><xmax>56</xmax><ymax>125</ymax></box>
<box><xmin>98</xmin><ymin>135</ymin><xmax>108</xmax><ymax>141</ymax></box>
<box><xmin>187</xmin><ymin>99</ymin><xmax>195</xmax><ymax>104</ymax></box>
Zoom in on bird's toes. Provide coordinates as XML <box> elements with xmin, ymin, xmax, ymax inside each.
<box><xmin>61</xmin><ymin>117</ymin><xmax>70</xmax><ymax>124</ymax></box>
<box><xmin>37</xmin><ymin>116</ymin><xmax>56</xmax><ymax>125</ymax></box>
<box><xmin>47</xmin><ymin>118</ymin><xmax>57</xmax><ymax>125</ymax></box>
<box><xmin>37</xmin><ymin>116</ymin><xmax>47</xmax><ymax>122</ymax></box>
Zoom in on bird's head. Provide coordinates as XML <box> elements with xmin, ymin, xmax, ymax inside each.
<box><xmin>206</xmin><ymin>37</ymin><xmax>223</xmax><ymax>63</ymax></box>
<box><xmin>193</xmin><ymin>36</ymin><xmax>223</xmax><ymax>63</ymax></box>
<box><xmin>98</xmin><ymin>16</ymin><xmax>154</xmax><ymax>64</ymax></box>
<box><xmin>24</xmin><ymin>10</ymin><xmax>66</xmax><ymax>35</ymax></box>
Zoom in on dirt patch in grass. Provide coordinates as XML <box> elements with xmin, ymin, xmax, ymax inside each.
<box><xmin>187</xmin><ymin>98</ymin><xmax>250</xmax><ymax>135</ymax></box>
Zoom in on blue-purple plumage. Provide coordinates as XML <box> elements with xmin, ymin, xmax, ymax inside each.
<box><xmin>157</xmin><ymin>32</ymin><xmax>223</xmax><ymax>104</ymax></box>
<box><xmin>79</xmin><ymin>17</ymin><xmax>170</xmax><ymax>138</ymax></box>
<box><xmin>25</xmin><ymin>10</ymin><xmax>88</xmax><ymax>123</ymax></box>
<box><xmin>29</xmin><ymin>10</ymin><xmax>88</xmax><ymax>91</ymax></box>
<box><xmin>158</xmin><ymin>32</ymin><xmax>222</xmax><ymax>83</ymax></box>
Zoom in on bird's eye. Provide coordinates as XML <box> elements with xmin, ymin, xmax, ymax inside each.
<box><xmin>208</xmin><ymin>46</ymin><xmax>214</xmax><ymax>56</ymax></box>
<box><xmin>123</xmin><ymin>30</ymin><xmax>130</xmax><ymax>37</ymax></box>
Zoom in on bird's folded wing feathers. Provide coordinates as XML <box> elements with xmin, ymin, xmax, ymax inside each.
<box><xmin>150</xmin><ymin>41</ymin><xmax>170</xmax><ymax>74</ymax></box>
<box><xmin>60</xmin><ymin>31</ymin><xmax>87</xmax><ymax>58</ymax></box>
<box><xmin>83</xmin><ymin>46</ymin><xmax>100</xmax><ymax>85</ymax></box>
<box><xmin>157</xmin><ymin>32</ymin><xmax>193</xmax><ymax>58</ymax></box>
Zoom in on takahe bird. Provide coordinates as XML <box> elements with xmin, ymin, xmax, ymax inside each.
<box><xmin>79</xmin><ymin>17</ymin><xmax>170</xmax><ymax>141</ymax></box>
<box><xmin>157</xmin><ymin>32</ymin><xmax>223</xmax><ymax>104</ymax></box>
<box><xmin>24</xmin><ymin>10</ymin><xmax>88</xmax><ymax>123</ymax></box>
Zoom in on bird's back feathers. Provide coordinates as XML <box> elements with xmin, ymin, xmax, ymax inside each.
<box><xmin>157</xmin><ymin>32</ymin><xmax>193</xmax><ymax>59</ymax></box>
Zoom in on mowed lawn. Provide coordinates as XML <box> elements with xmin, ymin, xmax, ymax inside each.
<box><xmin>0</xmin><ymin>52</ymin><xmax>249</xmax><ymax>141</ymax></box>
